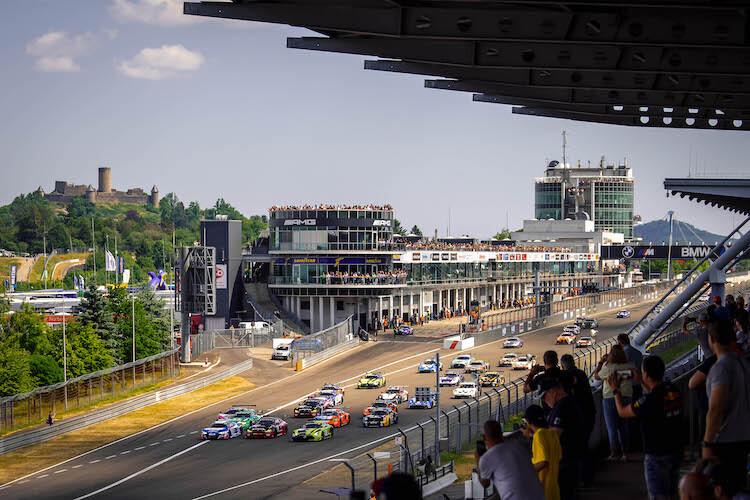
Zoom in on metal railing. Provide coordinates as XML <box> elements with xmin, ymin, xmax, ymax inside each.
<box><xmin>0</xmin><ymin>349</ymin><xmax>181</xmax><ymax>434</ymax></box>
<box><xmin>290</xmin><ymin>316</ymin><xmax>354</xmax><ymax>365</ymax></box>
<box><xmin>190</xmin><ymin>320</ymin><xmax>286</xmax><ymax>358</ymax></box>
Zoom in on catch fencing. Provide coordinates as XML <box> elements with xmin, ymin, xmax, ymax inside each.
<box><xmin>0</xmin><ymin>349</ymin><xmax>180</xmax><ymax>435</ymax></box>
<box><xmin>290</xmin><ymin>316</ymin><xmax>354</xmax><ymax>366</ymax></box>
<box><xmin>191</xmin><ymin>319</ymin><xmax>285</xmax><ymax>358</ymax></box>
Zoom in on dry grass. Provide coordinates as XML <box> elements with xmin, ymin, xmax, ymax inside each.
<box><xmin>30</xmin><ymin>253</ymin><xmax>89</xmax><ymax>281</ymax></box>
<box><xmin>0</xmin><ymin>375</ymin><xmax>255</xmax><ymax>484</ymax></box>
<box><xmin>0</xmin><ymin>257</ymin><xmax>21</xmax><ymax>280</ymax></box>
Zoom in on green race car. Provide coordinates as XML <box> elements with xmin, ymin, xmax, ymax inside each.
<box><xmin>291</xmin><ymin>421</ymin><xmax>334</xmax><ymax>442</ymax></box>
<box><xmin>228</xmin><ymin>410</ymin><xmax>262</xmax><ymax>431</ymax></box>
<box><xmin>357</xmin><ymin>372</ymin><xmax>386</xmax><ymax>389</ymax></box>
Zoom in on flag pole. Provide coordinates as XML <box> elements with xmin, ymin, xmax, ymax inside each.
<box><xmin>91</xmin><ymin>218</ymin><xmax>96</xmax><ymax>285</ymax></box>
<box><xmin>105</xmin><ymin>235</ymin><xmax>109</xmax><ymax>287</ymax></box>
<box><xmin>115</xmin><ymin>231</ymin><xmax>119</xmax><ymax>285</ymax></box>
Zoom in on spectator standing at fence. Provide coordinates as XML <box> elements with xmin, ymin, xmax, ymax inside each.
<box><xmin>46</xmin><ymin>410</ymin><xmax>55</xmax><ymax>426</ymax></box>
<box><xmin>538</xmin><ymin>377</ymin><xmax>585</xmax><ymax>500</ymax></box>
<box><xmin>683</xmin><ymin>313</ymin><xmax>715</xmax><ymax>358</ymax></box>
<box><xmin>475</xmin><ymin>420</ymin><xmax>545</xmax><ymax>500</ymax></box>
<box><xmin>608</xmin><ymin>355</ymin><xmax>684</xmax><ymax>500</ymax></box>
<box><xmin>733</xmin><ymin>309</ymin><xmax>749</xmax><ymax>353</ymax></box>
<box><xmin>524</xmin><ymin>350</ymin><xmax>562</xmax><ymax>395</ymax></box>
<box><xmin>560</xmin><ymin>354</ymin><xmax>596</xmax><ymax>488</ymax></box>
<box><xmin>594</xmin><ymin>345</ymin><xmax>636</xmax><ymax>462</ymax></box>
<box><xmin>523</xmin><ymin>405</ymin><xmax>562</xmax><ymax>500</ymax></box>
<box><xmin>725</xmin><ymin>294</ymin><xmax>738</xmax><ymax>320</ymax></box>
<box><xmin>703</xmin><ymin>320</ymin><xmax>750</xmax><ymax>489</ymax></box>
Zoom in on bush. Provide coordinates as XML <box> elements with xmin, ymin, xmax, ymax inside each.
<box><xmin>29</xmin><ymin>354</ymin><xmax>64</xmax><ymax>386</ymax></box>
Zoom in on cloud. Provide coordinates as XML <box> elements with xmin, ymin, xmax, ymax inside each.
<box><xmin>26</xmin><ymin>31</ymin><xmax>93</xmax><ymax>72</ymax></box>
<box><xmin>109</xmin><ymin>0</ymin><xmax>253</xmax><ymax>28</ymax></box>
<box><xmin>116</xmin><ymin>44</ymin><xmax>204</xmax><ymax>80</ymax></box>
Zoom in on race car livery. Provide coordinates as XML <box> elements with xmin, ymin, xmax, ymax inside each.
<box><xmin>314</xmin><ymin>408</ymin><xmax>351</xmax><ymax>428</ymax></box>
<box><xmin>499</xmin><ymin>353</ymin><xmax>518</xmax><ymax>367</ymax></box>
<box><xmin>396</xmin><ymin>325</ymin><xmax>414</xmax><ymax>335</ymax></box>
<box><xmin>465</xmin><ymin>360</ymin><xmax>490</xmax><ymax>374</ymax></box>
<box><xmin>320</xmin><ymin>383</ymin><xmax>345</xmax><ymax>395</ymax></box>
<box><xmin>294</xmin><ymin>398</ymin><xmax>327</xmax><ymax>418</ymax></box>
<box><xmin>576</xmin><ymin>336</ymin><xmax>596</xmax><ymax>348</ymax></box>
<box><xmin>450</xmin><ymin>354</ymin><xmax>475</xmax><ymax>369</ymax></box>
<box><xmin>439</xmin><ymin>370</ymin><xmax>464</xmax><ymax>387</ymax></box>
<box><xmin>217</xmin><ymin>405</ymin><xmax>257</xmax><ymax>421</ymax></box>
<box><xmin>577</xmin><ymin>317</ymin><xmax>598</xmax><ymax>329</ymax></box>
<box><xmin>407</xmin><ymin>388</ymin><xmax>435</xmax><ymax>409</ymax></box>
<box><xmin>453</xmin><ymin>382</ymin><xmax>481</xmax><ymax>398</ymax></box>
<box><xmin>557</xmin><ymin>332</ymin><xmax>576</xmax><ymax>344</ymax></box>
<box><xmin>316</xmin><ymin>389</ymin><xmax>344</xmax><ymax>406</ymax></box>
<box><xmin>378</xmin><ymin>386</ymin><xmax>409</xmax><ymax>404</ymax></box>
<box><xmin>479</xmin><ymin>372</ymin><xmax>505</xmax><ymax>387</ymax></box>
<box><xmin>363</xmin><ymin>400</ymin><xmax>399</xmax><ymax>416</ymax></box>
<box><xmin>617</xmin><ymin>310</ymin><xmax>631</xmax><ymax>318</ymax></box>
<box><xmin>563</xmin><ymin>325</ymin><xmax>581</xmax><ymax>334</ymax></box>
<box><xmin>418</xmin><ymin>358</ymin><xmax>443</xmax><ymax>373</ymax></box>
<box><xmin>292</xmin><ymin>421</ymin><xmax>333</xmax><ymax>442</ymax></box>
<box><xmin>202</xmin><ymin>420</ymin><xmax>242</xmax><ymax>440</ymax></box>
<box><xmin>363</xmin><ymin>408</ymin><xmax>399</xmax><ymax>427</ymax></box>
<box><xmin>246</xmin><ymin>417</ymin><xmax>288</xmax><ymax>439</ymax></box>
<box><xmin>357</xmin><ymin>372</ymin><xmax>386</xmax><ymax>389</ymax></box>
<box><xmin>512</xmin><ymin>354</ymin><xmax>537</xmax><ymax>370</ymax></box>
<box><xmin>503</xmin><ymin>337</ymin><xmax>523</xmax><ymax>348</ymax></box>
<box><xmin>227</xmin><ymin>410</ymin><xmax>262</xmax><ymax>431</ymax></box>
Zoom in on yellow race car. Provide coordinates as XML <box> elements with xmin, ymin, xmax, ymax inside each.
<box><xmin>363</xmin><ymin>408</ymin><xmax>399</xmax><ymax>427</ymax></box>
<box><xmin>556</xmin><ymin>332</ymin><xmax>576</xmax><ymax>344</ymax></box>
<box><xmin>479</xmin><ymin>372</ymin><xmax>505</xmax><ymax>387</ymax></box>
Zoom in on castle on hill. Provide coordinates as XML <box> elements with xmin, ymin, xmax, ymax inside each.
<box><xmin>37</xmin><ymin>167</ymin><xmax>159</xmax><ymax>208</ymax></box>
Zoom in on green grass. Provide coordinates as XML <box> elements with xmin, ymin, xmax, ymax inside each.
<box><xmin>660</xmin><ymin>338</ymin><xmax>699</xmax><ymax>365</ymax></box>
<box><xmin>29</xmin><ymin>253</ymin><xmax>89</xmax><ymax>282</ymax></box>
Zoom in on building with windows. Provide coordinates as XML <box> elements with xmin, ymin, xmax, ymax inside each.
<box><xmin>534</xmin><ymin>159</ymin><xmax>635</xmax><ymax>238</ymax></box>
<box><xmin>244</xmin><ymin>205</ymin><xmax>609</xmax><ymax>333</ymax></box>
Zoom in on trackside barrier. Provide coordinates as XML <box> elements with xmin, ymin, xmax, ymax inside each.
<box><xmin>295</xmin><ymin>338</ymin><xmax>359</xmax><ymax>371</ymax></box>
<box><xmin>0</xmin><ymin>358</ymin><xmax>253</xmax><ymax>456</ymax></box>
<box><xmin>442</xmin><ymin>336</ymin><xmax>475</xmax><ymax>350</ymax></box>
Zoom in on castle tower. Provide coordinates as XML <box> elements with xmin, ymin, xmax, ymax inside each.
<box><xmin>86</xmin><ymin>184</ymin><xmax>97</xmax><ymax>203</ymax></box>
<box><xmin>98</xmin><ymin>167</ymin><xmax>112</xmax><ymax>193</ymax></box>
<box><xmin>151</xmin><ymin>185</ymin><xmax>160</xmax><ymax>208</ymax></box>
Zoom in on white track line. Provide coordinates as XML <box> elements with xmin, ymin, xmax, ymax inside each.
<box><xmin>73</xmin><ymin>441</ymin><xmax>208</xmax><ymax>500</ymax></box>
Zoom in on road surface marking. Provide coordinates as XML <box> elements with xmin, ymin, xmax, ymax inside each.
<box><xmin>105</xmin><ymin>455</ymin><xmax>116</xmax><ymax>460</ymax></box>
<box><xmin>18</xmin><ymin>480</ymin><xmax>29</xmax><ymax>484</ymax></box>
<box><xmin>73</xmin><ymin>441</ymin><xmax>208</xmax><ymax>500</ymax></box>
<box><xmin>134</xmin><ymin>446</ymin><xmax>145</xmax><ymax>451</ymax></box>
<box><xmin>120</xmin><ymin>451</ymin><xmax>131</xmax><ymax>454</ymax></box>
<box><xmin>176</xmin><ymin>434</ymin><xmax>186</xmax><ymax>438</ymax></box>
<box><xmin>53</xmin><ymin>470</ymin><xmax>66</xmax><ymax>474</ymax></box>
<box><xmin>149</xmin><ymin>442</ymin><xmax>159</xmax><ymax>446</ymax></box>
<box><xmin>37</xmin><ymin>475</ymin><xmax>48</xmax><ymax>479</ymax></box>
<box><xmin>189</xmin><ymin>431</ymin><xmax>199</xmax><ymax>434</ymax></box>
<box><xmin>72</xmin><ymin>465</ymin><xmax>83</xmax><ymax>469</ymax></box>
<box><xmin>89</xmin><ymin>460</ymin><xmax>100</xmax><ymax>464</ymax></box>
<box><xmin>163</xmin><ymin>438</ymin><xmax>173</xmax><ymax>442</ymax></box>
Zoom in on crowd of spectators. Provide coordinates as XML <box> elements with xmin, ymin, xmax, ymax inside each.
<box><xmin>322</xmin><ymin>270</ymin><xmax>407</xmax><ymax>285</ymax></box>
<box><xmin>268</xmin><ymin>204</ymin><xmax>392</xmax><ymax>212</ymax></box>
<box><xmin>378</xmin><ymin>238</ymin><xmax>573</xmax><ymax>253</ymax></box>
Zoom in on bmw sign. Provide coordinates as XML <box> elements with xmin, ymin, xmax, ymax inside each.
<box><xmin>621</xmin><ymin>246</ymin><xmax>635</xmax><ymax>258</ymax></box>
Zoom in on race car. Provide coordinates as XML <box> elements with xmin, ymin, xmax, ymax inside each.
<box><xmin>246</xmin><ymin>417</ymin><xmax>288</xmax><ymax>439</ymax></box>
<box><xmin>617</xmin><ymin>310</ymin><xmax>631</xmax><ymax>318</ymax></box>
<box><xmin>563</xmin><ymin>325</ymin><xmax>581</xmax><ymax>334</ymax></box>
<box><xmin>227</xmin><ymin>410</ymin><xmax>262</xmax><ymax>431</ymax></box>
<box><xmin>464</xmin><ymin>360</ymin><xmax>490</xmax><ymax>374</ymax></box>
<box><xmin>363</xmin><ymin>400</ymin><xmax>399</xmax><ymax>416</ymax></box>
<box><xmin>450</xmin><ymin>354</ymin><xmax>475</xmax><ymax>369</ymax></box>
<box><xmin>576</xmin><ymin>336</ymin><xmax>596</xmax><ymax>348</ymax></box>
<box><xmin>479</xmin><ymin>372</ymin><xmax>505</xmax><ymax>387</ymax></box>
<box><xmin>378</xmin><ymin>386</ymin><xmax>409</xmax><ymax>404</ymax></box>
<box><xmin>417</xmin><ymin>358</ymin><xmax>443</xmax><ymax>373</ymax></box>
<box><xmin>556</xmin><ymin>332</ymin><xmax>577</xmax><ymax>344</ymax></box>
<box><xmin>439</xmin><ymin>370</ymin><xmax>464</xmax><ymax>387</ymax></box>
<box><xmin>503</xmin><ymin>337</ymin><xmax>523</xmax><ymax>348</ymax></box>
<box><xmin>314</xmin><ymin>408</ymin><xmax>350</xmax><ymax>428</ymax></box>
<box><xmin>453</xmin><ymin>382</ymin><xmax>481</xmax><ymax>399</ymax></box>
<box><xmin>499</xmin><ymin>353</ymin><xmax>518</xmax><ymax>367</ymax></box>
<box><xmin>396</xmin><ymin>325</ymin><xmax>414</xmax><ymax>335</ymax></box>
<box><xmin>357</xmin><ymin>372</ymin><xmax>386</xmax><ymax>389</ymax></box>
<box><xmin>407</xmin><ymin>389</ymin><xmax>435</xmax><ymax>409</ymax></box>
<box><xmin>579</xmin><ymin>318</ymin><xmax>598</xmax><ymax>329</ymax></box>
<box><xmin>363</xmin><ymin>408</ymin><xmax>399</xmax><ymax>427</ymax></box>
<box><xmin>320</xmin><ymin>383</ymin><xmax>345</xmax><ymax>395</ymax></box>
<box><xmin>217</xmin><ymin>405</ymin><xmax>257</xmax><ymax>421</ymax></box>
<box><xmin>512</xmin><ymin>354</ymin><xmax>537</xmax><ymax>370</ymax></box>
<box><xmin>201</xmin><ymin>420</ymin><xmax>243</xmax><ymax>440</ymax></box>
<box><xmin>294</xmin><ymin>398</ymin><xmax>328</xmax><ymax>418</ymax></box>
<box><xmin>316</xmin><ymin>389</ymin><xmax>344</xmax><ymax>406</ymax></box>
<box><xmin>292</xmin><ymin>421</ymin><xmax>333</xmax><ymax>442</ymax></box>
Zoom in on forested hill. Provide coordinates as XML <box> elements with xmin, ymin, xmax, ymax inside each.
<box><xmin>634</xmin><ymin>219</ymin><xmax>727</xmax><ymax>245</ymax></box>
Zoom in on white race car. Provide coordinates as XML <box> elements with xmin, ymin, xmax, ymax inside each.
<box><xmin>503</xmin><ymin>337</ymin><xmax>523</xmax><ymax>348</ymax></box>
<box><xmin>563</xmin><ymin>325</ymin><xmax>581</xmax><ymax>334</ymax></box>
<box><xmin>464</xmin><ymin>360</ymin><xmax>490</xmax><ymax>374</ymax></box>
<box><xmin>378</xmin><ymin>386</ymin><xmax>409</xmax><ymax>404</ymax></box>
<box><xmin>617</xmin><ymin>310</ymin><xmax>631</xmax><ymax>318</ymax></box>
<box><xmin>453</xmin><ymin>382</ymin><xmax>481</xmax><ymax>399</ymax></box>
<box><xmin>512</xmin><ymin>354</ymin><xmax>537</xmax><ymax>370</ymax></box>
<box><xmin>316</xmin><ymin>389</ymin><xmax>344</xmax><ymax>406</ymax></box>
<box><xmin>417</xmin><ymin>358</ymin><xmax>443</xmax><ymax>373</ymax></box>
<box><xmin>450</xmin><ymin>354</ymin><xmax>475</xmax><ymax>369</ymax></box>
<box><xmin>499</xmin><ymin>353</ymin><xmax>518</xmax><ymax>367</ymax></box>
<box><xmin>201</xmin><ymin>420</ymin><xmax>243</xmax><ymax>440</ymax></box>
<box><xmin>439</xmin><ymin>370</ymin><xmax>464</xmax><ymax>387</ymax></box>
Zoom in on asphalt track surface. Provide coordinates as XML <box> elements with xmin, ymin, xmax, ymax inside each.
<box><xmin>1</xmin><ymin>301</ymin><xmax>658</xmax><ymax>500</ymax></box>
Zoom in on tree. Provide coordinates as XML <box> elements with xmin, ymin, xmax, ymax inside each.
<box><xmin>493</xmin><ymin>228</ymin><xmax>512</xmax><ymax>240</ymax></box>
<box><xmin>393</xmin><ymin>219</ymin><xmax>404</xmax><ymax>235</ymax></box>
<box><xmin>0</xmin><ymin>348</ymin><xmax>32</xmax><ymax>396</ymax></box>
<box><xmin>60</xmin><ymin>323</ymin><xmax>114</xmax><ymax>378</ymax></box>
<box><xmin>409</xmin><ymin>225</ymin><xmax>423</xmax><ymax>237</ymax></box>
<box><xmin>4</xmin><ymin>304</ymin><xmax>55</xmax><ymax>355</ymax></box>
<box><xmin>29</xmin><ymin>354</ymin><xmax>64</xmax><ymax>386</ymax></box>
<box><xmin>77</xmin><ymin>286</ymin><xmax>119</xmax><ymax>357</ymax></box>
<box><xmin>242</xmin><ymin>215</ymin><xmax>268</xmax><ymax>244</ymax></box>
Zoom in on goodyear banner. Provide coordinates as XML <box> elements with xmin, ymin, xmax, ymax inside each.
<box><xmin>273</xmin><ymin>256</ymin><xmax>390</xmax><ymax>266</ymax></box>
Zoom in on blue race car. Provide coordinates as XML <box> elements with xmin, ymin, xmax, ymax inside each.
<box><xmin>417</xmin><ymin>358</ymin><xmax>443</xmax><ymax>373</ymax></box>
<box><xmin>396</xmin><ymin>325</ymin><xmax>414</xmax><ymax>335</ymax></box>
<box><xmin>201</xmin><ymin>420</ymin><xmax>243</xmax><ymax>440</ymax></box>
<box><xmin>616</xmin><ymin>310</ymin><xmax>630</xmax><ymax>318</ymax></box>
<box><xmin>408</xmin><ymin>394</ymin><xmax>436</xmax><ymax>409</ymax></box>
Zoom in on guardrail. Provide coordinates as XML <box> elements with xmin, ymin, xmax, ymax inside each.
<box><xmin>295</xmin><ymin>338</ymin><xmax>359</xmax><ymax>371</ymax></box>
<box><xmin>290</xmin><ymin>316</ymin><xmax>354</xmax><ymax>365</ymax></box>
<box><xmin>0</xmin><ymin>358</ymin><xmax>253</xmax><ymax>456</ymax></box>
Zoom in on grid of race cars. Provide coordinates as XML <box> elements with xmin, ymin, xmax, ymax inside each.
<box><xmin>200</xmin><ymin>314</ymin><xmax>608</xmax><ymax>442</ymax></box>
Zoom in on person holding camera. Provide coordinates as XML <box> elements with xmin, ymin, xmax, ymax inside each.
<box><xmin>683</xmin><ymin>312</ymin><xmax>714</xmax><ymax>358</ymax></box>
<box><xmin>594</xmin><ymin>344</ymin><xmax>636</xmax><ymax>462</ymax></box>
<box><xmin>523</xmin><ymin>404</ymin><xmax>563</xmax><ymax>500</ymax></box>
<box><xmin>475</xmin><ymin>420</ymin><xmax>545</xmax><ymax>500</ymax></box>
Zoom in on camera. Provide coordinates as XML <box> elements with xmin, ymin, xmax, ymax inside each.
<box><xmin>616</xmin><ymin>369</ymin><xmax>633</xmax><ymax>379</ymax></box>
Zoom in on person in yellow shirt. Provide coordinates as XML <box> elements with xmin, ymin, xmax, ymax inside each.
<box><xmin>523</xmin><ymin>404</ymin><xmax>562</xmax><ymax>500</ymax></box>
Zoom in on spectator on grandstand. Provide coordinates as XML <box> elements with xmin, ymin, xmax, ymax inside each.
<box><xmin>680</xmin><ymin>458</ymin><xmax>750</xmax><ymax>500</ymax></box>
<box><xmin>475</xmin><ymin>420</ymin><xmax>545</xmax><ymax>500</ymax></box>
<box><xmin>560</xmin><ymin>354</ymin><xmax>595</xmax><ymax>486</ymax></box>
<box><xmin>594</xmin><ymin>345</ymin><xmax>636</xmax><ymax>462</ymax></box>
<box><xmin>703</xmin><ymin>320</ymin><xmax>750</xmax><ymax>488</ymax></box>
<box><xmin>709</xmin><ymin>296</ymin><xmax>731</xmax><ymax>322</ymax></box>
<box><xmin>734</xmin><ymin>310</ymin><xmax>749</xmax><ymax>353</ymax></box>
<box><xmin>608</xmin><ymin>355</ymin><xmax>684</xmax><ymax>500</ymax></box>
<box><xmin>725</xmin><ymin>294</ymin><xmax>738</xmax><ymax>319</ymax></box>
<box><xmin>684</xmin><ymin>313</ymin><xmax>715</xmax><ymax>357</ymax></box>
<box><xmin>617</xmin><ymin>333</ymin><xmax>643</xmax><ymax>376</ymax></box>
<box><xmin>370</xmin><ymin>472</ymin><xmax>421</xmax><ymax>500</ymax></box>
<box><xmin>524</xmin><ymin>350</ymin><xmax>562</xmax><ymax>394</ymax></box>
<box><xmin>523</xmin><ymin>404</ymin><xmax>562</xmax><ymax>500</ymax></box>
<box><xmin>537</xmin><ymin>376</ymin><xmax>585</xmax><ymax>500</ymax></box>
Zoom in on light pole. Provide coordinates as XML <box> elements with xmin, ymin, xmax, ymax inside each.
<box><xmin>132</xmin><ymin>294</ymin><xmax>136</xmax><ymax>386</ymax></box>
<box><xmin>435</xmin><ymin>351</ymin><xmax>441</xmax><ymax>466</ymax></box>
<box><xmin>62</xmin><ymin>294</ymin><xmax>68</xmax><ymax>409</ymax></box>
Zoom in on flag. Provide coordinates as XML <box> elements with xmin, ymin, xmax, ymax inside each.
<box><xmin>79</xmin><ymin>275</ymin><xmax>85</xmax><ymax>289</ymax></box>
<box><xmin>118</xmin><ymin>256</ymin><xmax>124</xmax><ymax>275</ymax></box>
<box><xmin>122</xmin><ymin>269</ymin><xmax>131</xmax><ymax>285</ymax></box>
<box><xmin>73</xmin><ymin>275</ymin><xmax>78</xmax><ymax>290</ymax></box>
<box><xmin>106</xmin><ymin>251</ymin><xmax>116</xmax><ymax>272</ymax></box>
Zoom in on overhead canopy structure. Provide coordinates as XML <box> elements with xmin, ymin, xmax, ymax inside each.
<box><xmin>185</xmin><ymin>0</ymin><xmax>750</xmax><ymax>130</ymax></box>
<box><xmin>665</xmin><ymin>178</ymin><xmax>750</xmax><ymax>215</ymax></box>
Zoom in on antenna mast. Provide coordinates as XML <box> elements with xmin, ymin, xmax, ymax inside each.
<box><xmin>561</xmin><ymin>130</ymin><xmax>567</xmax><ymax>166</ymax></box>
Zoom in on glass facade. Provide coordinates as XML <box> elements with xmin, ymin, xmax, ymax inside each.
<box><xmin>269</xmin><ymin>210</ymin><xmax>394</xmax><ymax>251</ymax></box>
<box><xmin>535</xmin><ymin>182</ymin><xmax>563</xmax><ymax>220</ymax></box>
<box><xmin>594</xmin><ymin>181</ymin><xmax>634</xmax><ymax>238</ymax></box>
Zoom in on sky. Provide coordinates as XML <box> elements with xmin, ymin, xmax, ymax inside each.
<box><xmin>2</xmin><ymin>0</ymin><xmax>749</xmax><ymax>238</ymax></box>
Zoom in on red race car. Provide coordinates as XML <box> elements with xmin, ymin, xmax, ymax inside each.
<box><xmin>246</xmin><ymin>417</ymin><xmax>288</xmax><ymax>439</ymax></box>
<box><xmin>314</xmin><ymin>408</ymin><xmax>351</xmax><ymax>428</ymax></box>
